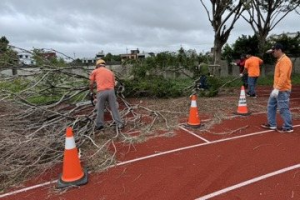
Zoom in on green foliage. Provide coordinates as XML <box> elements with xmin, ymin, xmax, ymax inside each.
<box><xmin>0</xmin><ymin>36</ymin><xmax>9</xmax><ymax>52</ymax></box>
<box><xmin>222</xmin><ymin>44</ymin><xmax>234</xmax><ymax>63</ymax></box>
<box><xmin>26</xmin><ymin>95</ymin><xmax>61</xmax><ymax>105</ymax></box>
<box><xmin>198</xmin><ymin>53</ymin><xmax>212</xmax><ymax>64</ymax></box>
<box><xmin>104</xmin><ymin>53</ymin><xmax>113</xmax><ymax>62</ymax></box>
<box><xmin>0</xmin><ymin>36</ymin><xmax>19</xmax><ymax>67</ymax></box>
<box><xmin>31</xmin><ymin>49</ymin><xmax>44</xmax><ymax>66</ymax></box>
<box><xmin>177</xmin><ymin>48</ymin><xmax>199</xmax><ymax>72</ymax></box>
<box><xmin>50</xmin><ymin>57</ymin><xmax>67</xmax><ymax>67</ymax></box>
<box><xmin>156</xmin><ymin>51</ymin><xmax>177</xmax><ymax>69</ymax></box>
<box><xmin>71</xmin><ymin>58</ymin><xmax>83</xmax><ymax>65</ymax></box>
<box><xmin>32</xmin><ymin>48</ymin><xmax>67</xmax><ymax>68</ymax></box>
<box><xmin>122</xmin><ymin>77</ymin><xmax>192</xmax><ymax>98</ymax></box>
<box><xmin>124</xmin><ymin>47</ymin><xmax>221</xmax><ymax>98</ymax></box>
<box><xmin>26</xmin><ymin>89</ymin><xmax>86</xmax><ymax>105</ymax></box>
<box><xmin>197</xmin><ymin>76</ymin><xmax>223</xmax><ymax>97</ymax></box>
<box><xmin>232</xmin><ymin>34</ymin><xmax>260</xmax><ymax>57</ymax></box>
<box><xmin>257</xmin><ymin>74</ymin><xmax>300</xmax><ymax>86</ymax></box>
<box><xmin>0</xmin><ymin>78</ymin><xmax>30</xmax><ymax>93</ymax></box>
<box><xmin>104</xmin><ymin>53</ymin><xmax>121</xmax><ymax>62</ymax></box>
<box><xmin>130</xmin><ymin>60</ymin><xmax>148</xmax><ymax>79</ymax></box>
<box><xmin>129</xmin><ymin>48</ymin><xmax>201</xmax><ymax>80</ymax></box>
<box><xmin>268</xmin><ymin>32</ymin><xmax>300</xmax><ymax>57</ymax></box>
<box><xmin>291</xmin><ymin>74</ymin><xmax>300</xmax><ymax>84</ymax></box>
<box><xmin>194</xmin><ymin>63</ymin><xmax>210</xmax><ymax>78</ymax></box>
<box><xmin>222</xmin><ymin>33</ymin><xmax>300</xmax><ymax>65</ymax></box>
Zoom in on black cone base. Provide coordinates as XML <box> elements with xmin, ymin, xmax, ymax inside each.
<box><xmin>57</xmin><ymin>168</ymin><xmax>88</xmax><ymax>189</ymax></box>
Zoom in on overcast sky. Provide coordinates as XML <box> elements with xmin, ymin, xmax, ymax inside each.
<box><xmin>0</xmin><ymin>0</ymin><xmax>299</xmax><ymax>59</ymax></box>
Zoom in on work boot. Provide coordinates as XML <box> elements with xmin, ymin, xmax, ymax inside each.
<box><xmin>261</xmin><ymin>123</ymin><xmax>276</xmax><ymax>130</ymax></box>
<box><xmin>276</xmin><ymin>127</ymin><xmax>294</xmax><ymax>133</ymax></box>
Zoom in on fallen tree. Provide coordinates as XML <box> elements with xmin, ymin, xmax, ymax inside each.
<box><xmin>0</xmin><ymin>46</ymin><xmax>244</xmax><ymax>192</ymax></box>
<box><xmin>0</xmin><ymin>47</ymin><xmax>179</xmax><ymax>192</ymax></box>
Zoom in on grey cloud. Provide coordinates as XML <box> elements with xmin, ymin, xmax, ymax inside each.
<box><xmin>0</xmin><ymin>0</ymin><xmax>298</xmax><ymax>57</ymax></box>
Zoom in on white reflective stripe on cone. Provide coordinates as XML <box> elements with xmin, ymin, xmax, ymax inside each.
<box><xmin>238</xmin><ymin>98</ymin><xmax>247</xmax><ymax>106</ymax></box>
<box><xmin>191</xmin><ymin>101</ymin><xmax>197</xmax><ymax>107</ymax></box>
<box><xmin>65</xmin><ymin>137</ymin><xmax>76</xmax><ymax>150</ymax></box>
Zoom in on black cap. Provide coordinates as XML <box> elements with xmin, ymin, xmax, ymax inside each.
<box><xmin>266</xmin><ymin>43</ymin><xmax>285</xmax><ymax>53</ymax></box>
<box><xmin>272</xmin><ymin>43</ymin><xmax>284</xmax><ymax>51</ymax></box>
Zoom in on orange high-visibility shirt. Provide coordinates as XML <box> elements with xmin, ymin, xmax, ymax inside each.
<box><xmin>244</xmin><ymin>56</ymin><xmax>263</xmax><ymax>77</ymax></box>
<box><xmin>274</xmin><ymin>54</ymin><xmax>292</xmax><ymax>91</ymax></box>
<box><xmin>89</xmin><ymin>67</ymin><xmax>115</xmax><ymax>92</ymax></box>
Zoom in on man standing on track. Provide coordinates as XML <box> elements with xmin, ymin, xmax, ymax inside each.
<box><xmin>244</xmin><ymin>51</ymin><xmax>263</xmax><ymax>98</ymax></box>
<box><xmin>261</xmin><ymin>43</ymin><xmax>293</xmax><ymax>133</ymax></box>
<box><xmin>89</xmin><ymin>59</ymin><xmax>124</xmax><ymax>130</ymax></box>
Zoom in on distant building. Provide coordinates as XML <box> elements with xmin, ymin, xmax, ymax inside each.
<box><xmin>41</xmin><ymin>51</ymin><xmax>56</xmax><ymax>60</ymax></box>
<box><xmin>96</xmin><ymin>51</ymin><xmax>105</xmax><ymax>59</ymax></box>
<box><xmin>17</xmin><ymin>49</ymin><xmax>57</xmax><ymax>66</ymax></box>
<box><xmin>81</xmin><ymin>58</ymin><xmax>96</xmax><ymax>65</ymax></box>
<box><xmin>79</xmin><ymin>50</ymin><xmax>105</xmax><ymax>65</ymax></box>
<box><xmin>17</xmin><ymin>50</ymin><xmax>35</xmax><ymax>65</ymax></box>
<box><xmin>78</xmin><ymin>49</ymin><xmax>153</xmax><ymax>65</ymax></box>
<box><xmin>270</xmin><ymin>32</ymin><xmax>299</xmax><ymax>39</ymax></box>
<box><xmin>120</xmin><ymin>49</ymin><xmax>152</xmax><ymax>62</ymax></box>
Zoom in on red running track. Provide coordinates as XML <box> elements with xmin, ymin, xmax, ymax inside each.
<box><xmin>1</xmin><ymin>86</ymin><xmax>300</xmax><ymax>200</ymax></box>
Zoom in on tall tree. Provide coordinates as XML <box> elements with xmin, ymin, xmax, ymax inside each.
<box><xmin>199</xmin><ymin>0</ymin><xmax>247</xmax><ymax>67</ymax></box>
<box><xmin>0</xmin><ymin>36</ymin><xmax>18</xmax><ymax>69</ymax></box>
<box><xmin>0</xmin><ymin>36</ymin><xmax>9</xmax><ymax>53</ymax></box>
<box><xmin>242</xmin><ymin>0</ymin><xmax>300</xmax><ymax>56</ymax></box>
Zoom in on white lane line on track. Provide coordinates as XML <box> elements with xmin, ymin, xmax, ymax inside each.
<box><xmin>115</xmin><ymin>124</ymin><xmax>300</xmax><ymax>167</ymax></box>
<box><xmin>1</xmin><ymin>124</ymin><xmax>300</xmax><ymax>198</ymax></box>
<box><xmin>114</xmin><ymin>129</ymin><xmax>278</xmax><ymax>167</ymax></box>
<box><xmin>195</xmin><ymin>163</ymin><xmax>300</xmax><ymax>200</ymax></box>
<box><xmin>178</xmin><ymin>125</ymin><xmax>210</xmax><ymax>143</ymax></box>
<box><xmin>0</xmin><ymin>181</ymin><xmax>57</xmax><ymax>198</ymax></box>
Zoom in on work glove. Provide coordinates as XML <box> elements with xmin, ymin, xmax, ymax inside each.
<box><xmin>90</xmin><ymin>92</ymin><xmax>95</xmax><ymax>98</ymax></box>
<box><xmin>270</xmin><ymin>88</ymin><xmax>279</xmax><ymax>98</ymax></box>
<box><xmin>239</xmin><ymin>73</ymin><xmax>243</xmax><ymax>77</ymax></box>
<box><xmin>90</xmin><ymin>92</ymin><xmax>96</xmax><ymax>106</ymax></box>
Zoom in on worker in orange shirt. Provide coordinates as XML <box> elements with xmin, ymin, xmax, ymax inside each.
<box><xmin>243</xmin><ymin>51</ymin><xmax>263</xmax><ymax>98</ymax></box>
<box><xmin>89</xmin><ymin>59</ymin><xmax>124</xmax><ymax>130</ymax></box>
<box><xmin>261</xmin><ymin>43</ymin><xmax>293</xmax><ymax>133</ymax></box>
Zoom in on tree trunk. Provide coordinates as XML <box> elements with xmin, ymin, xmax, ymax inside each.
<box><xmin>213</xmin><ymin>38</ymin><xmax>222</xmax><ymax>65</ymax></box>
<box><xmin>211</xmin><ymin>35</ymin><xmax>224</xmax><ymax>77</ymax></box>
<box><xmin>257</xmin><ymin>34</ymin><xmax>267</xmax><ymax>57</ymax></box>
<box><xmin>257</xmin><ymin>33</ymin><xmax>268</xmax><ymax>75</ymax></box>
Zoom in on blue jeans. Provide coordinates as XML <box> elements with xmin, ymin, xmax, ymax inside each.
<box><xmin>267</xmin><ymin>91</ymin><xmax>292</xmax><ymax>129</ymax></box>
<box><xmin>247</xmin><ymin>77</ymin><xmax>258</xmax><ymax>95</ymax></box>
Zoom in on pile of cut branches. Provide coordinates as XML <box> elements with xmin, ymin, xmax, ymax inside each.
<box><xmin>0</xmin><ymin>48</ymin><xmax>176</xmax><ymax>192</ymax></box>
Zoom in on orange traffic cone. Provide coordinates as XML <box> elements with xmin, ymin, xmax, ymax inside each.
<box><xmin>187</xmin><ymin>94</ymin><xmax>202</xmax><ymax>128</ymax></box>
<box><xmin>234</xmin><ymin>86</ymin><xmax>251</xmax><ymax>116</ymax></box>
<box><xmin>57</xmin><ymin>127</ymin><xmax>88</xmax><ymax>188</ymax></box>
